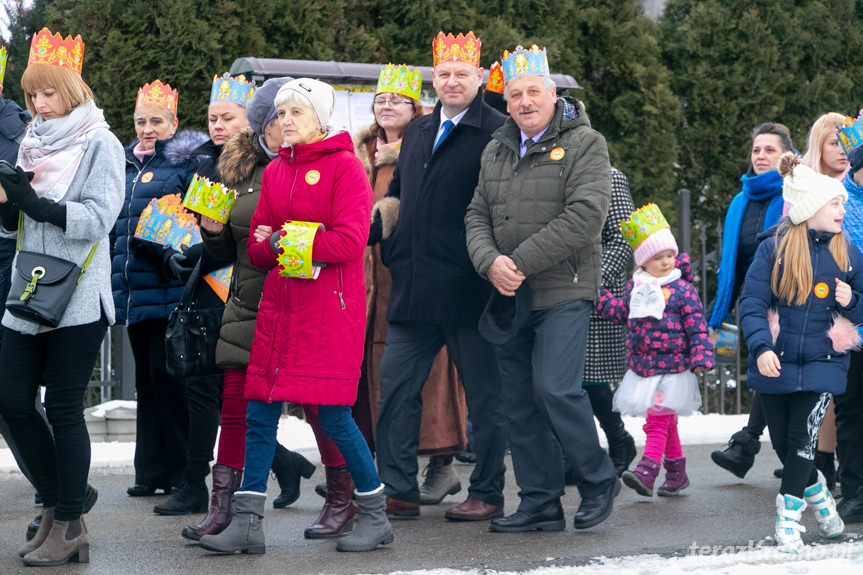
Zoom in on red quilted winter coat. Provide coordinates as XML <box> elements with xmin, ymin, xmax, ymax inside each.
<box><xmin>245</xmin><ymin>131</ymin><xmax>373</xmax><ymax>405</ymax></box>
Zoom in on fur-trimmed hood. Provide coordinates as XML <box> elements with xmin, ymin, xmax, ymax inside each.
<box><xmin>354</xmin><ymin>124</ymin><xmax>400</xmax><ymax>177</ymax></box>
<box><xmin>163</xmin><ymin>129</ymin><xmax>212</xmax><ymax>166</ymax></box>
<box><xmin>217</xmin><ymin>128</ymin><xmax>271</xmax><ymax>187</ymax></box>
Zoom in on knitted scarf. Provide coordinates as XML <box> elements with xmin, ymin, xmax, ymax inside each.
<box><xmin>709</xmin><ymin>169</ymin><xmax>784</xmax><ymax>328</ymax></box>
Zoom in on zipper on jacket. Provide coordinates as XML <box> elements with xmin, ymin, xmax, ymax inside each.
<box><xmin>337</xmin><ymin>265</ymin><xmax>345</xmax><ymax>310</ymax></box>
<box><xmin>123</xmin><ymin>155</ymin><xmax>156</xmax><ymax>326</ymax></box>
<box><xmin>796</xmin><ymin>241</ymin><xmax>819</xmax><ymax>391</ymax></box>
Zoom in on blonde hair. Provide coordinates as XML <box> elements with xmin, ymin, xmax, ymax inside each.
<box><xmin>771</xmin><ymin>219</ymin><xmax>849</xmax><ymax>305</ymax></box>
<box><xmin>801</xmin><ymin>112</ymin><xmax>845</xmax><ymax>175</ymax></box>
<box><xmin>20</xmin><ymin>64</ymin><xmax>94</xmax><ymax>117</ymax></box>
<box><xmin>134</xmin><ymin>102</ymin><xmax>176</xmax><ymax>124</ymax></box>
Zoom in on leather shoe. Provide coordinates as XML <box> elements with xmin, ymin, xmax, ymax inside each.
<box><xmin>445</xmin><ymin>497</ymin><xmax>504</xmax><ymax>522</ymax></box>
<box><xmin>126</xmin><ymin>484</ymin><xmax>170</xmax><ymax>497</ymax></box>
<box><xmin>573</xmin><ymin>478</ymin><xmax>620</xmax><ymax>530</ymax></box>
<box><xmin>386</xmin><ymin>497</ymin><xmax>419</xmax><ymax>519</ymax></box>
<box><xmin>488</xmin><ymin>500</ymin><xmax>565</xmax><ymax>533</ymax></box>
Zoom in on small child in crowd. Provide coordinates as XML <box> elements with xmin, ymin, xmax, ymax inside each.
<box><xmin>596</xmin><ymin>203</ymin><xmax>714</xmax><ymax>497</ymax></box>
<box><xmin>740</xmin><ymin>153</ymin><xmax>862</xmax><ymax>553</ymax></box>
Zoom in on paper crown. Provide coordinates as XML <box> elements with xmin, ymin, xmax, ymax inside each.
<box><xmin>277</xmin><ymin>221</ymin><xmax>324</xmax><ymax>279</ymax></box>
<box><xmin>28</xmin><ymin>27</ymin><xmax>84</xmax><ymax>74</ymax></box>
<box><xmin>433</xmin><ymin>31</ymin><xmax>481</xmax><ymax>67</ymax></box>
<box><xmin>182</xmin><ymin>174</ymin><xmax>238</xmax><ymax>224</ymax></box>
<box><xmin>376</xmin><ymin>64</ymin><xmax>422</xmax><ymax>102</ymax></box>
<box><xmin>136</xmin><ymin>80</ymin><xmax>178</xmax><ymax>115</ymax></box>
<box><xmin>210</xmin><ymin>72</ymin><xmax>255</xmax><ymax>107</ymax></box>
<box><xmin>837</xmin><ymin>110</ymin><xmax>863</xmax><ymax>153</ymax></box>
<box><xmin>620</xmin><ymin>203</ymin><xmax>670</xmax><ymax>251</ymax></box>
<box><xmin>0</xmin><ymin>47</ymin><xmax>6</xmax><ymax>85</ymax></box>
<box><xmin>485</xmin><ymin>61</ymin><xmax>504</xmax><ymax>94</ymax></box>
<box><xmin>501</xmin><ymin>45</ymin><xmax>549</xmax><ymax>83</ymax></box>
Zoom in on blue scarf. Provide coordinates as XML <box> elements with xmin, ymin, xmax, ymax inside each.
<box><xmin>709</xmin><ymin>170</ymin><xmax>784</xmax><ymax>327</ymax></box>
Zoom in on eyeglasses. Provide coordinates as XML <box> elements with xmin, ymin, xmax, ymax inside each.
<box><xmin>373</xmin><ymin>97</ymin><xmax>414</xmax><ymax>107</ymax></box>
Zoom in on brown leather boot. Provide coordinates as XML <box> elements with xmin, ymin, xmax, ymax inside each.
<box><xmin>18</xmin><ymin>506</ymin><xmax>54</xmax><ymax>557</ymax></box>
<box><xmin>22</xmin><ymin>517</ymin><xmax>88</xmax><ymax>566</ymax></box>
<box><xmin>304</xmin><ymin>466</ymin><xmax>357</xmax><ymax>539</ymax></box>
<box><xmin>181</xmin><ymin>464</ymin><xmax>243</xmax><ymax>541</ymax></box>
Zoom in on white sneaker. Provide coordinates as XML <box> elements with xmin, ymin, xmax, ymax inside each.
<box><xmin>419</xmin><ymin>459</ymin><xmax>462</xmax><ymax>505</ymax></box>
<box><xmin>775</xmin><ymin>493</ymin><xmax>806</xmax><ymax>553</ymax></box>
<box><xmin>804</xmin><ymin>470</ymin><xmax>845</xmax><ymax>538</ymax></box>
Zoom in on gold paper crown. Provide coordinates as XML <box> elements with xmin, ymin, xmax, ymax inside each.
<box><xmin>620</xmin><ymin>203</ymin><xmax>670</xmax><ymax>251</ymax></box>
<box><xmin>433</xmin><ymin>31</ymin><xmax>481</xmax><ymax>67</ymax></box>
<box><xmin>0</xmin><ymin>47</ymin><xmax>6</xmax><ymax>85</ymax></box>
<box><xmin>136</xmin><ymin>80</ymin><xmax>178</xmax><ymax>116</ymax></box>
<box><xmin>485</xmin><ymin>61</ymin><xmax>504</xmax><ymax>94</ymax></box>
<box><xmin>837</xmin><ymin>110</ymin><xmax>863</xmax><ymax>153</ymax></box>
<box><xmin>376</xmin><ymin>64</ymin><xmax>422</xmax><ymax>102</ymax></box>
<box><xmin>210</xmin><ymin>73</ymin><xmax>255</xmax><ymax>107</ymax></box>
<box><xmin>501</xmin><ymin>45</ymin><xmax>549</xmax><ymax>83</ymax></box>
<box><xmin>182</xmin><ymin>174</ymin><xmax>238</xmax><ymax>224</ymax></box>
<box><xmin>28</xmin><ymin>27</ymin><xmax>84</xmax><ymax>74</ymax></box>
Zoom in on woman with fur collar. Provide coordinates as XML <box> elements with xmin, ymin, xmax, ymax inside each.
<box><xmin>358</xmin><ymin>65</ymin><xmax>468</xmax><ymax>506</ymax></box>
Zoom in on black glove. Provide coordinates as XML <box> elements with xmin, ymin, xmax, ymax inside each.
<box><xmin>130</xmin><ymin>238</ymin><xmax>168</xmax><ymax>267</ymax></box>
<box><xmin>179</xmin><ymin>242</ymin><xmax>205</xmax><ymax>263</ymax></box>
<box><xmin>269</xmin><ymin>230</ymin><xmax>284</xmax><ymax>254</ymax></box>
<box><xmin>368</xmin><ymin>208</ymin><xmax>383</xmax><ymax>246</ymax></box>
<box><xmin>0</xmin><ymin>167</ymin><xmax>66</xmax><ymax>230</ymax></box>
<box><xmin>848</xmin><ymin>145</ymin><xmax>863</xmax><ymax>178</ymax></box>
<box><xmin>166</xmin><ymin>251</ymin><xmax>195</xmax><ymax>282</ymax></box>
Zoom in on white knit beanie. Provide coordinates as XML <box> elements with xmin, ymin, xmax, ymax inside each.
<box><xmin>781</xmin><ymin>153</ymin><xmax>848</xmax><ymax>224</ymax></box>
<box><xmin>274</xmin><ymin>78</ymin><xmax>335</xmax><ymax>132</ymax></box>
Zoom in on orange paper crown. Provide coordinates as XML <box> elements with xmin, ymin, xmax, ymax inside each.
<box><xmin>28</xmin><ymin>27</ymin><xmax>84</xmax><ymax>74</ymax></box>
<box><xmin>136</xmin><ymin>80</ymin><xmax>178</xmax><ymax>115</ymax></box>
<box><xmin>433</xmin><ymin>31</ymin><xmax>481</xmax><ymax>67</ymax></box>
<box><xmin>486</xmin><ymin>61</ymin><xmax>504</xmax><ymax>94</ymax></box>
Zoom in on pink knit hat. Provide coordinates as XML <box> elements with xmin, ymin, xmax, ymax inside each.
<box><xmin>633</xmin><ymin>227</ymin><xmax>678</xmax><ymax>267</ymax></box>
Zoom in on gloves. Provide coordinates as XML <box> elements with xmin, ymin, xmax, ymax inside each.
<box><xmin>847</xmin><ymin>145</ymin><xmax>863</xmax><ymax>178</ymax></box>
<box><xmin>368</xmin><ymin>208</ymin><xmax>383</xmax><ymax>246</ymax></box>
<box><xmin>269</xmin><ymin>230</ymin><xmax>284</xmax><ymax>254</ymax></box>
<box><xmin>0</xmin><ymin>167</ymin><xmax>66</xmax><ymax>230</ymax></box>
<box><xmin>164</xmin><ymin>243</ymin><xmax>205</xmax><ymax>282</ymax></box>
<box><xmin>130</xmin><ymin>238</ymin><xmax>168</xmax><ymax>267</ymax></box>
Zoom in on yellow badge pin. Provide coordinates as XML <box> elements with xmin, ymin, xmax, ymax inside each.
<box><xmin>549</xmin><ymin>147</ymin><xmax>565</xmax><ymax>161</ymax></box>
<box><xmin>141</xmin><ymin>172</ymin><xmax>153</xmax><ymax>183</ymax></box>
<box><xmin>305</xmin><ymin>170</ymin><xmax>321</xmax><ymax>185</ymax></box>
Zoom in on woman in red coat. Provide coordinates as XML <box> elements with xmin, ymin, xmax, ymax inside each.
<box><xmin>198</xmin><ymin>79</ymin><xmax>393</xmax><ymax>554</ymax></box>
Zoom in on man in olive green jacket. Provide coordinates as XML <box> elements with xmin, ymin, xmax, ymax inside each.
<box><xmin>465</xmin><ymin>47</ymin><xmax>619</xmax><ymax>534</ymax></box>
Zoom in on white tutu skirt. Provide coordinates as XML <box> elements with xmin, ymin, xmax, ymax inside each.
<box><xmin>613</xmin><ymin>370</ymin><xmax>702</xmax><ymax>417</ymax></box>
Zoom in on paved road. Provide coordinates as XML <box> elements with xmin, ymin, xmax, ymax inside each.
<box><xmin>0</xmin><ymin>443</ymin><xmax>860</xmax><ymax>574</ymax></box>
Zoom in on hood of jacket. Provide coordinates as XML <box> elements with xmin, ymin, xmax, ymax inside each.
<box><xmin>0</xmin><ymin>98</ymin><xmax>30</xmax><ymax>141</ymax></box>
<box><xmin>353</xmin><ymin>124</ymin><xmax>400</xmax><ymax>174</ymax></box>
<box><xmin>278</xmin><ymin>130</ymin><xmax>354</xmax><ymax>163</ymax></box>
<box><xmin>217</xmin><ymin>128</ymin><xmax>271</xmax><ymax>187</ymax></box>
<box><xmin>163</xmin><ymin>129</ymin><xmax>211</xmax><ymax>165</ymax></box>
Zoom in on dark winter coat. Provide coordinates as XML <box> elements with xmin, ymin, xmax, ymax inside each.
<box><xmin>0</xmin><ymin>98</ymin><xmax>29</xmax><ymax>165</ymax></box>
<box><xmin>381</xmin><ymin>92</ymin><xmax>505</xmax><ymax>326</ymax></box>
<box><xmin>597</xmin><ymin>253</ymin><xmax>715</xmax><ymax>377</ymax></box>
<box><xmin>741</xmin><ymin>225</ymin><xmax>863</xmax><ymax>395</ymax></box>
<box><xmin>200</xmin><ymin>129</ymin><xmax>272</xmax><ymax>369</ymax></box>
<box><xmin>111</xmin><ymin>138</ymin><xmax>197</xmax><ymax>325</ymax></box>
<box><xmin>245</xmin><ymin>131</ymin><xmax>372</xmax><ymax>405</ymax></box>
<box><xmin>465</xmin><ymin>99</ymin><xmax>611</xmax><ymax>309</ymax></box>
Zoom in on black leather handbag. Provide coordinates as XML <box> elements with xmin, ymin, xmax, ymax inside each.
<box><xmin>6</xmin><ymin>213</ymin><xmax>98</xmax><ymax>328</ymax></box>
<box><xmin>165</xmin><ymin>259</ymin><xmax>224</xmax><ymax>378</ymax></box>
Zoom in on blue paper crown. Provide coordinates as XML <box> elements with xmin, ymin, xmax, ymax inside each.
<box><xmin>837</xmin><ymin>110</ymin><xmax>863</xmax><ymax>154</ymax></box>
<box><xmin>210</xmin><ymin>72</ymin><xmax>255</xmax><ymax>107</ymax></box>
<box><xmin>500</xmin><ymin>45</ymin><xmax>549</xmax><ymax>83</ymax></box>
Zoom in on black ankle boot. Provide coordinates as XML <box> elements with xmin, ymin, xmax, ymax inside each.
<box><xmin>710</xmin><ymin>429</ymin><xmax>761</xmax><ymax>479</ymax></box>
<box><xmin>153</xmin><ymin>468</ymin><xmax>209</xmax><ymax>516</ymax></box>
<box><xmin>271</xmin><ymin>444</ymin><xmax>316</xmax><ymax>509</ymax></box>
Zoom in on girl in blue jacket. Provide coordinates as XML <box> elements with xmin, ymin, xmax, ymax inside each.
<box><xmin>740</xmin><ymin>152</ymin><xmax>863</xmax><ymax>553</ymax></box>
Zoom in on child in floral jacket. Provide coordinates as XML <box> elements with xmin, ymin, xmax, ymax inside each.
<box><xmin>596</xmin><ymin>203</ymin><xmax>714</xmax><ymax>497</ymax></box>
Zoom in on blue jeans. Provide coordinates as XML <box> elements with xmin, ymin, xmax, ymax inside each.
<box><xmin>241</xmin><ymin>401</ymin><xmax>380</xmax><ymax>493</ymax></box>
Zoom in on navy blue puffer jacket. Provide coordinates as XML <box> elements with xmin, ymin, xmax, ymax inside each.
<box><xmin>111</xmin><ymin>135</ymin><xmax>202</xmax><ymax>325</ymax></box>
<box><xmin>741</xmin><ymin>224</ymin><xmax>863</xmax><ymax>395</ymax></box>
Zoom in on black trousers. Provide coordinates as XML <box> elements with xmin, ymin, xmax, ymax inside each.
<box><xmin>184</xmin><ymin>372</ymin><xmax>223</xmax><ymax>473</ymax></box>
<box><xmin>760</xmin><ymin>391</ymin><xmax>828</xmax><ymax>498</ymax></box>
<box><xmin>376</xmin><ymin>320</ymin><xmax>507</xmax><ymax>506</ymax></box>
<box><xmin>0</xmin><ymin>317</ymin><xmax>107</xmax><ymax>520</ymax></box>
<box><xmin>836</xmin><ymin>350</ymin><xmax>863</xmax><ymax>498</ymax></box>
<box><xmin>128</xmin><ymin>318</ymin><xmax>188</xmax><ymax>487</ymax></box>
<box><xmin>743</xmin><ymin>392</ymin><xmax>768</xmax><ymax>438</ymax></box>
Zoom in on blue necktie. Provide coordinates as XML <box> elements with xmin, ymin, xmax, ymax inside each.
<box><xmin>434</xmin><ymin>120</ymin><xmax>454</xmax><ymax>151</ymax></box>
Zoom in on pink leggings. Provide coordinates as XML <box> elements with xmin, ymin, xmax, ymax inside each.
<box><xmin>216</xmin><ymin>368</ymin><xmax>345</xmax><ymax>470</ymax></box>
<box><xmin>642</xmin><ymin>411</ymin><xmax>683</xmax><ymax>461</ymax></box>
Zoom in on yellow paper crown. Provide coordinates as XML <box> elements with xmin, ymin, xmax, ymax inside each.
<box><xmin>277</xmin><ymin>221</ymin><xmax>324</xmax><ymax>279</ymax></box>
<box><xmin>0</xmin><ymin>47</ymin><xmax>6</xmax><ymax>85</ymax></box>
<box><xmin>28</xmin><ymin>27</ymin><xmax>84</xmax><ymax>74</ymax></box>
<box><xmin>837</xmin><ymin>110</ymin><xmax>863</xmax><ymax>153</ymax></box>
<box><xmin>620</xmin><ymin>203</ymin><xmax>670</xmax><ymax>251</ymax></box>
<box><xmin>501</xmin><ymin>45</ymin><xmax>549</xmax><ymax>83</ymax></box>
<box><xmin>210</xmin><ymin>73</ymin><xmax>255</xmax><ymax>107</ymax></box>
<box><xmin>486</xmin><ymin>61</ymin><xmax>504</xmax><ymax>94</ymax></box>
<box><xmin>376</xmin><ymin>64</ymin><xmax>422</xmax><ymax>102</ymax></box>
<box><xmin>182</xmin><ymin>174</ymin><xmax>238</xmax><ymax>224</ymax></box>
<box><xmin>432</xmin><ymin>31</ymin><xmax>481</xmax><ymax>67</ymax></box>
<box><xmin>136</xmin><ymin>80</ymin><xmax>179</xmax><ymax>116</ymax></box>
